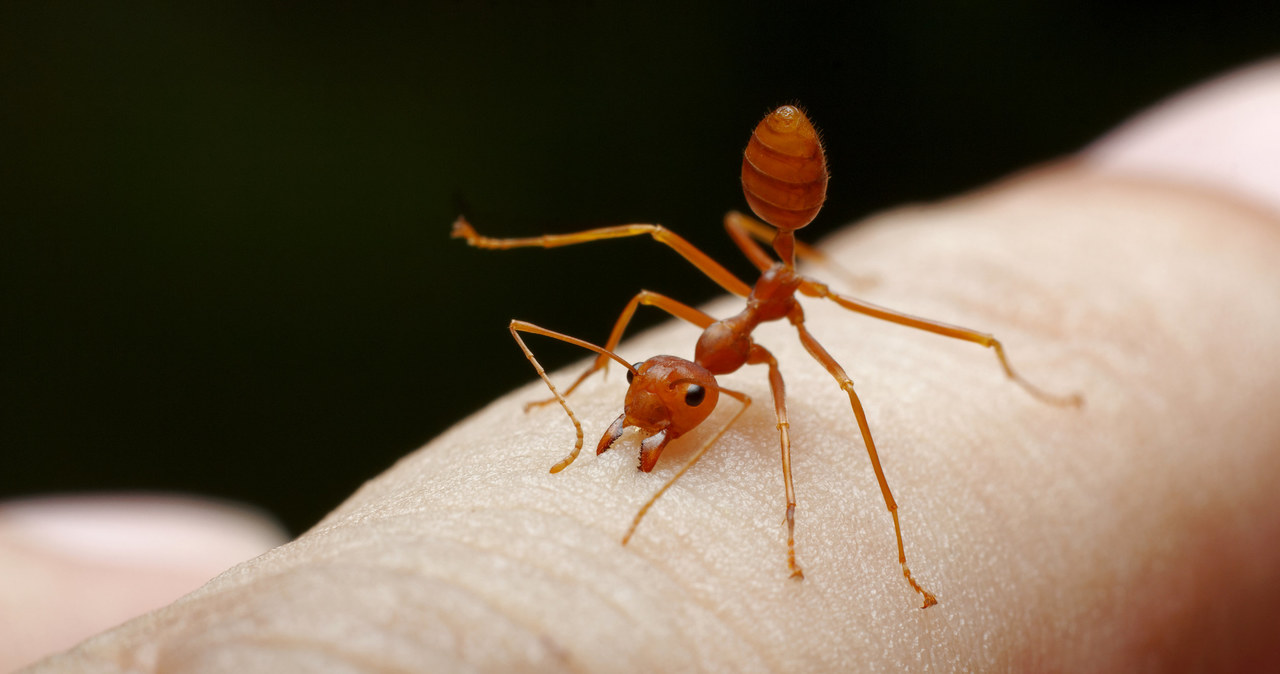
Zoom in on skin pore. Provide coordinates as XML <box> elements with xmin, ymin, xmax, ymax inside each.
<box><xmin>19</xmin><ymin>61</ymin><xmax>1280</xmax><ymax>672</ymax></box>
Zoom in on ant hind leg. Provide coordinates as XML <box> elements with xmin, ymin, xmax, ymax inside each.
<box><xmin>788</xmin><ymin>312</ymin><xmax>938</xmax><ymax>608</ymax></box>
<box><xmin>800</xmin><ymin>278</ymin><xmax>1083</xmax><ymax>408</ymax></box>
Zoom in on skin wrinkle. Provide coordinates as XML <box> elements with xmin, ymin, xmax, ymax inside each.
<box><xmin>166</xmin><ymin>564</ymin><xmax>565</xmax><ymax>672</ymax></box>
<box><xmin>178</xmin><ymin>617</ymin><xmax>464</xmax><ymax>672</ymax></box>
<box><xmin>133</xmin><ymin>529</ymin><xmax>555</xmax><ymax>670</ymax></box>
<box><xmin>368</xmin><ymin>499</ymin><xmax>763</xmax><ymax>671</ymax></box>
<box><xmin>177</xmin><ymin>634</ymin><xmax>422</xmax><ymax>674</ymax></box>
<box><xmin>355</xmin><ymin>563</ymin><xmax>572</xmax><ymax>672</ymax></box>
<box><xmin>405</xmin><ymin>508</ymin><xmax>726</xmax><ymax>663</ymax></box>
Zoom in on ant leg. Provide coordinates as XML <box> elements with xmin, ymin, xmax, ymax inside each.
<box><xmin>724</xmin><ymin>211</ymin><xmax>876</xmax><ymax>289</ymax></box>
<box><xmin>800</xmin><ymin>278</ymin><xmax>1083</xmax><ymax>407</ymax></box>
<box><xmin>524</xmin><ymin>291</ymin><xmax>717</xmax><ymax>410</ymax></box>
<box><xmin>622</xmin><ymin>389</ymin><xmax>752</xmax><ymax>546</ymax></box>
<box><xmin>745</xmin><ymin>345</ymin><xmax>805</xmax><ymax>580</ymax></box>
<box><xmin>453</xmin><ymin>216</ymin><xmax>752</xmax><ymax>297</ymax></box>
<box><xmin>508</xmin><ymin>320</ymin><xmax>636</xmax><ymax>473</ymax></box>
<box><xmin>788</xmin><ymin>310</ymin><xmax>938</xmax><ymax>608</ymax></box>
<box><xmin>723</xmin><ymin>211</ymin><xmax>776</xmax><ymax>272</ymax></box>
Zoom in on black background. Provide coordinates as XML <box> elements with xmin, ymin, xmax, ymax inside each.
<box><xmin>4</xmin><ymin>2</ymin><xmax>1276</xmax><ymax>535</ymax></box>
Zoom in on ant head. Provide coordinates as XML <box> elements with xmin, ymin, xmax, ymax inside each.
<box><xmin>596</xmin><ymin>355</ymin><xmax>720</xmax><ymax>472</ymax></box>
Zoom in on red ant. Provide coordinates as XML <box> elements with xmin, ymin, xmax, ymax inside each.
<box><xmin>453</xmin><ymin>105</ymin><xmax>1081</xmax><ymax>609</ymax></box>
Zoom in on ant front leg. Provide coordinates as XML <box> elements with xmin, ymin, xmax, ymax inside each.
<box><xmin>452</xmin><ymin>216</ymin><xmax>752</xmax><ymax>297</ymax></box>
<box><xmin>800</xmin><ymin>278</ymin><xmax>1083</xmax><ymax>408</ymax></box>
<box><xmin>745</xmin><ymin>345</ymin><xmax>805</xmax><ymax>580</ymax></box>
<box><xmin>622</xmin><ymin>388</ymin><xmax>752</xmax><ymax>548</ymax></box>
<box><xmin>508</xmin><ymin>321</ymin><xmax>637</xmax><ymax>473</ymax></box>
<box><xmin>524</xmin><ymin>290</ymin><xmax>717</xmax><ymax>410</ymax></box>
<box><xmin>787</xmin><ymin>308</ymin><xmax>938</xmax><ymax>608</ymax></box>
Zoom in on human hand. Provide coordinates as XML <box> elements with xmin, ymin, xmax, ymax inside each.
<box><xmin>24</xmin><ymin>60</ymin><xmax>1280</xmax><ymax>672</ymax></box>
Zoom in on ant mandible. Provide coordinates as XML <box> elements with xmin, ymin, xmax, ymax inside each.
<box><xmin>452</xmin><ymin>105</ymin><xmax>1082</xmax><ymax>609</ymax></box>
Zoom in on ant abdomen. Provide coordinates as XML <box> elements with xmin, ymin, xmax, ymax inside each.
<box><xmin>740</xmin><ymin>105</ymin><xmax>828</xmax><ymax>232</ymax></box>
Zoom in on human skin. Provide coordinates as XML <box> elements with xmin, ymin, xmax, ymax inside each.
<box><xmin>0</xmin><ymin>495</ymin><xmax>288</xmax><ymax>671</ymax></box>
<box><xmin>22</xmin><ymin>61</ymin><xmax>1280</xmax><ymax>672</ymax></box>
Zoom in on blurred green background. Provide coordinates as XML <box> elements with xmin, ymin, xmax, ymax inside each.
<box><xmin>3</xmin><ymin>2</ymin><xmax>1275</xmax><ymax>535</ymax></box>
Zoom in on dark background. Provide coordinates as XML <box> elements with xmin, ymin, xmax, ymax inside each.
<box><xmin>3</xmin><ymin>2</ymin><xmax>1275</xmax><ymax>535</ymax></box>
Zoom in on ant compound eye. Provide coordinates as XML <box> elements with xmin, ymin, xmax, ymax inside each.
<box><xmin>627</xmin><ymin>363</ymin><xmax>642</xmax><ymax>384</ymax></box>
<box><xmin>684</xmin><ymin>384</ymin><xmax>706</xmax><ymax>407</ymax></box>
